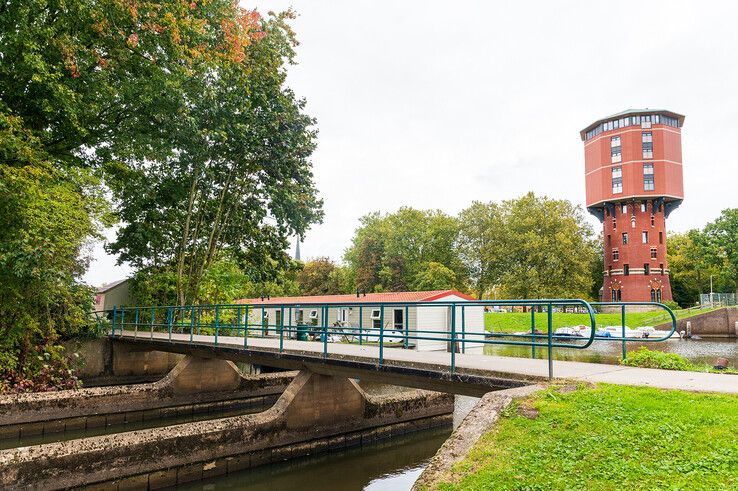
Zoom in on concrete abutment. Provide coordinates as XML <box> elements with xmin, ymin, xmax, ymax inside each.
<box><xmin>0</xmin><ymin>370</ymin><xmax>454</xmax><ymax>489</ymax></box>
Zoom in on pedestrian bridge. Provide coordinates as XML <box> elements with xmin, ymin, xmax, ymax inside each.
<box><xmin>102</xmin><ymin>299</ymin><xmax>737</xmax><ymax>395</ymax></box>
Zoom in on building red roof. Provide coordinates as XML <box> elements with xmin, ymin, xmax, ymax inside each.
<box><xmin>236</xmin><ymin>290</ymin><xmax>474</xmax><ymax>305</ymax></box>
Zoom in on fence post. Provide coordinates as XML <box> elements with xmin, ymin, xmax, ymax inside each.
<box><xmin>120</xmin><ymin>308</ymin><xmax>125</xmax><ymax>337</ymax></box>
<box><xmin>112</xmin><ymin>306</ymin><xmax>117</xmax><ymax>337</ymax></box>
<box><xmin>244</xmin><ymin>306</ymin><xmax>249</xmax><ymax>348</ymax></box>
<box><xmin>404</xmin><ymin>305</ymin><xmax>409</xmax><ymax>349</ymax></box>
<box><xmin>214</xmin><ymin>305</ymin><xmax>220</xmax><ymax>346</ymax></box>
<box><xmin>167</xmin><ymin>307</ymin><xmax>173</xmax><ymax>341</ymax></box>
<box><xmin>261</xmin><ymin>306</ymin><xmax>266</xmax><ymax>337</ymax></box>
<box><xmin>323</xmin><ymin>305</ymin><xmax>328</xmax><ymax>358</ymax></box>
<box><xmin>461</xmin><ymin>304</ymin><xmax>465</xmax><ymax>354</ymax></box>
<box><xmin>359</xmin><ymin>306</ymin><xmax>363</xmax><ymax>345</ymax></box>
<box><xmin>450</xmin><ymin>304</ymin><xmax>457</xmax><ymax>373</ymax></box>
<box><xmin>190</xmin><ymin>305</ymin><xmax>194</xmax><ymax>343</ymax></box>
<box><xmin>547</xmin><ymin>302</ymin><xmax>553</xmax><ymax>380</ymax></box>
<box><xmin>279</xmin><ymin>306</ymin><xmax>285</xmax><ymax>353</ymax></box>
<box><xmin>621</xmin><ymin>303</ymin><xmax>627</xmax><ymax>360</ymax></box>
<box><xmin>379</xmin><ymin>306</ymin><xmax>385</xmax><ymax>366</ymax></box>
<box><xmin>134</xmin><ymin>307</ymin><xmax>139</xmax><ymax>339</ymax></box>
<box><xmin>531</xmin><ymin>308</ymin><xmax>536</xmax><ymax>359</ymax></box>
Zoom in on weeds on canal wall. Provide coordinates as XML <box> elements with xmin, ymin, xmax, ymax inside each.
<box><xmin>622</xmin><ymin>347</ymin><xmax>737</xmax><ymax>374</ymax></box>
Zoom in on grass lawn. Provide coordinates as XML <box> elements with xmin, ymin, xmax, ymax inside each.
<box><xmin>485</xmin><ymin>308</ymin><xmax>714</xmax><ymax>334</ymax></box>
<box><xmin>433</xmin><ymin>384</ymin><xmax>738</xmax><ymax>490</ymax></box>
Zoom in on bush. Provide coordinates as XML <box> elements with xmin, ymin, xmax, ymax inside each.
<box><xmin>621</xmin><ymin>347</ymin><xmax>694</xmax><ymax>371</ymax></box>
<box><xmin>662</xmin><ymin>300</ymin><xmax>680</xmax><ymax>311</ymax></box>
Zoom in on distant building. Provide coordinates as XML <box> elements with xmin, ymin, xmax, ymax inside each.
<box><xmin>94</xmin><ymin>279</ymin><xmax>133</xmax><ymax>312</ymax></box>
<box><xmin>581</xmin><ymin>109</ymin><xmax>685</xmax><ymax>303</ymax></box>
<box><xmin>237</xmin><ymin>290</ymin><xmax>483</xmax><ymax>352</ymax></box>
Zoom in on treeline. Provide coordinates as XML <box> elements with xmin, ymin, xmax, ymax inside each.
<box><xmin>667</xmin><ymin>209</ymin><xmax>738</xmax><ymax>307</ymax></box>
<box><xmin>291</xmin><ymin>193</ymin><xmax>600</xmax><ymax>300</ymax></box>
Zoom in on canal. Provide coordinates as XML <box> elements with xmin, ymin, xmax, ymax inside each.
<box><xmin>484</xmin><ymin>337</ymin><xmax>738</xmax><ymax>365</ymax></box>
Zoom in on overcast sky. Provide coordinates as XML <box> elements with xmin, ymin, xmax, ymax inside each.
<box><xmin>84</xmin><ymin>0</ymin><xmax>738</xmax><ymax>286</ymax></box>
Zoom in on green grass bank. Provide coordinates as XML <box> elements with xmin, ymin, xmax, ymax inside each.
<box><xmin>485</xmin><ymin>308</ymin><xmax>714</xmax><ymax>334</ymax></box>
<box><xmin>431</xmin><ymin>384</ymin><xmax>738</xmax><ymax>490</ymax></box>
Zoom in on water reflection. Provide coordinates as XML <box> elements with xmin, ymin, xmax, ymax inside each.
<box><xmin>483</xmin><ymin>337</ymin><xmax>738</xmax><ymax>365</ymax></box>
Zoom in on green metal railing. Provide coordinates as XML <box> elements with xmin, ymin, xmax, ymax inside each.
<box><xmin>96</xmin><ymin>299</ymin><xmax>677</xmax><ymax>379</ymax></box>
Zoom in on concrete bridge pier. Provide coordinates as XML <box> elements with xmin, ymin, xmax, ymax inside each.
<box><xmin>0</xmin><ymin>369</ymin><xmax>453</xmax><ymax>489</ymax></box>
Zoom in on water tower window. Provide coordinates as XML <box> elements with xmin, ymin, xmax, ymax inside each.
<box><xmin>622</xmin><ymin>233</ymin><xmax>628</xmax><ymax>245</ymax></box>
<box><xmin>643</xmin><ymin>163</ymin><xmax>654</xmax><ymax>191</ymax></box>
<box><xmin>643</xmin><ymin>263</ymin><xmax>650</xmax><ymax>275</ymax></box>
<box><xmin>659</xmin><ymin>231</ymin><xmax>663</xmax><ymax>244</ymax></box>
<box><xmin>611</xmin><ymin>136</ymin><xmax>622</xmax><ymax>163</ymax></box>
<box><xmin>623</xmin><ymin>264</ymin><xmax>630</xmax><ymax>276</ymax></box>
<box><xmin>640</xmin><ymin>203</ymin><xmax>647</xmax><ymax>213</ymax></box>
<box><xmin>651</xmin><ymin>247</ymin><xmax>658</xmax><ymax>260</ymax></box>
<box><xmin>642</xmin><ymin>231</ymin><xmax>649</xmax><ymax>244</ymax></box>
<box><xmin>613</xmin><ymin>249</ymin><xmax>619</xmax><ymax>261</ymax></box>
<box><xmin>612</xmin><ymin>166</ymin><xmax>623</xmax><ymax>194</ymax></box>
<box><xmin>621</xmin><ymin>203</ymin><xmax>627</xmax><ymax>214</ymax></box>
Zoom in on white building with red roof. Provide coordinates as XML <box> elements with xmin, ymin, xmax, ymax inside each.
<box><xmin>237</xmin><ymin>290</ymin><xmax>484</xmax><ymax>352</ymax></box>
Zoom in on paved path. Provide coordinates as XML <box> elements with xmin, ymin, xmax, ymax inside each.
<box><xmin>115</xmin><ymin>330</ymin><xmax>738</xmax><ymax>394</ymax></box>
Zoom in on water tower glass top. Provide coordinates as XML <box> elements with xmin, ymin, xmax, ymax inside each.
<box><xmin>580</xmin><ymin>109</ymin><xmax>685</xmax><ymax>303</ymax></box>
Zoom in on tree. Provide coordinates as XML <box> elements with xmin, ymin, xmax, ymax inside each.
<box><xmin>457</xmin><ymin>202</ymin><xmax>508</xmax><ymax>299</ymax></box>
<box><xmin>704</xmin><ymin>208</ymin><xmax>738</xmax><ymax>298</ymax></box>
<box><xmin>0</xmin><ymin>0</ymin><xmax>314</xmax><ymax>390</ymax></box>
<box><xmin>499</xmin><ymin>193</ymin><xmax>597</xmax><ymax>299</ymax></box>
<box><xmin>296</xmin><ymin>257</ymin><xmax>343</xmax><ymax>295</ymax></box>
<box><xmin>344</xmin><ymin>208</ymin><xmax>466</xmax><ymax>292</ymax></box>
<box><xmin>106</xmin><ymin>11</ymin><xmax>323</xmax><ymax>306</ymax></box>
<box><xmin>413</xmin><ymin>262</ymin><xmax>458</xmax><ymax>291</ymax></box>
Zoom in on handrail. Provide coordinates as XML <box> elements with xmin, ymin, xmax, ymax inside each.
<box><xmin>97</xmin><ymin>299</ymin><xmax>676</xmax><ymax>379</ymax></box>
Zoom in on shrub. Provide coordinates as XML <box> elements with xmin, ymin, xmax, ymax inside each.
<box><xmin>621</xmin><ymin>347</ymin><xmax>694</xmax><ymax>371</ymax></box>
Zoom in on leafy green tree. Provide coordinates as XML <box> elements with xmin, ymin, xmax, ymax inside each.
<box><xmin>106</xmin><ymin>11</ymin><xmax>323</xmax><ymax>306</ymax></box>
<box><xmin>296</xmin><ymin>257</ymin><xmax>343</xmax><ymax>295</ymax></box>
<box><xmin>0</xmin><ymin>0</ymin><xmax>314</xmax><ymax>390</ymax></box>
<box><xmin>413</xmin><ymin>262</ymin><xmax>458</xmax><ymax>291</ymax></box>
<box><xmin>457</xmin><ymin>201</ymin><xmax>508</xmax><ymax>299</ymax></box>
<box><xmin>344</xmin><ymin>208</ymin><xmax>466</xmax><ymax>292</ymax></box>
<box><xmin>704</xmin><ymin>208</ymin><xmax>738</xmax><ymax>298</ymax></box>
<box><xmin>499</xmin><ymin>193</ymin><xmax>597</xmax><ymax>299</ymax></box>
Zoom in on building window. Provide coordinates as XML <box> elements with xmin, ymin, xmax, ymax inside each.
<box><xmin>651</xmin><ymin>215</ymin><xmax>655</xmax><ymax>226</ymax></box>
<box><xmin>607</xmin><ymin>234</ymin><xmax>611</xmax><ymax>246</ymax></box>
<box><xmin>393</xmin><ymin>309</ymin><xmax>404</xmax><ymax>330</ymax></box>
<box><xmin>623</xmin><ymin>264</ymin><xmax>629</xmax><ymax>276</ymax></box>
<box><xmin>371</xmin><ymin>309</ymin><xmax>382</xmax><ymax>331</ymax></box>
<box><xmin>659</xmin><ymin>231</ymin><xmax>663</xmax><ymax>244</ymax></box>
<box><xmin>612</xmin><ymin>217</ymin><xmax>617</xmax><ymax>229</ymax></box>
<box><xmin>640</xmin><ymin>203</ymin><xmax>647</xmax><ymax>213</ymax></box>
<box><xmin>644</xmin><ymin>263</ymin><xmax>650</xmax><ymax>275</ymax></box>
<box><xmin>660</xmin><ymin>263</ymin><xmax>664</xmax><ymax>275</ymax></box>
<box><xmin>643</xmin><ymin>163</ymin><xmax>654</xmax><ymax>191</ymax></box>
<box><xmin>612</xmin><ymin>166</ymin><xmax>622</xmax><ymax>194</ymax></box>
<box><xmin>338</xmin><ymin>309</ymin><xmax>348</xmax><ymax>323</ymax></box>
<box><xmin>650</xmin><ymin>289</ymin><xmax>662</xmax><ymax>302</ymax></box>
<box><xmin>611</xmin><ymin>136</ymin><xmax>621</xmax><ymax>163</ymax></box>
<box><xmin>642</xmin><ymin>132</ymin><xmax>652</xmax><ymax>143</ymax></box>
<box><xmin>651</xmin><ymin>247</ymin><xmax>657</xmax><ymax>260</ymax></box>
<box><xmin>642</xmin><ymin>139</ymin><xmax>653</xmax><ymax>159</ymax></box>
<box><xmin>611</xmin><ymin>289</ymin><xmax>621</xmax><ymax>302</ymax></box>
<box><xmin>613</xmin><ymin>249</ymin><xmax>619</xmax><ymax>261</ymax></box>
<box><xmin>622</xmin><ymin>233</ymin><xmax>628</xmax><ymax>245</ymax></box>
<box><xmin>642</xmin><ymin>231</ymin><xmax>649</xmax><ymax>243</ymax></box>
<box><xmin>621</xmin><ymin>204</ymin><xmax>627</xmax><ymax>214</ymax></box>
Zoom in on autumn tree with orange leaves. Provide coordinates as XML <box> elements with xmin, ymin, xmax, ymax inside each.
<box><xmin>0</xmin><ymin>0</ymin><xmax>321</xmax><ymax>390</ymax></box>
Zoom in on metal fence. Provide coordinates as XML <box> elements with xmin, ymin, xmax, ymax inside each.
<box><xmin>95</xmin><ymin>299</ymin><xmax>676</xmax><ymax>379</ymax></box>
<box><xmin>700</xmin><ymin>293</ymin><xmax>736</xmax><ymax>307</ymax></box>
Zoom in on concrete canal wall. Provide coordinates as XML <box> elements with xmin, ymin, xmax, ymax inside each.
<box><xmin>0</xmin><ymin>356</ymin><xmax>295</xmax><ymax>437</ymax></box>
<box><xmin>655</xmin><ymin>307</ymin><xmax>738</xmax><ymax>337</ymax></box>
<box><xmin>0</xmin><ymin>370</ymin><xmax>454</xmax><ymax>490</ymax></box>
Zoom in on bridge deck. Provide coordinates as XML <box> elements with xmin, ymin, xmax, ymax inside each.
<box><xmin>114</xmin><ymin>331</ymin><xmax>738</xmax><ymax>395</ymax></box>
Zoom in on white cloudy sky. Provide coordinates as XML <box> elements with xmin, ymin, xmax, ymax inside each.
<box><xmin>84</xmin><ymin>0</ymin><xmax>738</xmax><ymax>286</ymax></box>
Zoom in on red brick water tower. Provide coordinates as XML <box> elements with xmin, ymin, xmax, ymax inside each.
<box><xmin>580</xmin><ymin>109</ymin><xmax>685</xmax><ymax>303</ymax></box>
